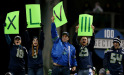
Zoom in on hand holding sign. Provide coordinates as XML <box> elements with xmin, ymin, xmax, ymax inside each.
<box><xmin>51</xmin><ymin>16</ymin><xmax>55</xmax><ymax>22</ymax></box>
<box><xmin>75</xmin><ymin>25</ymin><xmax>79</xmax><ymax>33</ymax></box>
<box><xmin>91</xmin><ymin>25</ymin><xmax>95</xmax><ymax>33</ymax></box>
<box><xmin>78</xmin><ymin>14</ymin><xmax>93</xmax><ymax>36</ymax></box>
<box><xmin>4</xmin><ymin>11</ymin><xmax>19</xmax><ymax>34</ymax></box>
<box><xmin>53</xmin><ymin>1</ymin><xmax>67</xmax><ymax>28</ymax></box>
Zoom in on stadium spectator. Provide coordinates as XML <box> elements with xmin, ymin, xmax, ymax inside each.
<box><xmin>51</xmin><ymin>16</ymin><xmax>77</xmax><ymax>75</ymax></box>
<box><xmin>24</xmin><ymin>24</ymin><xmax>44</xmax><ymax>75</ymax></box>
<box><xmin>103</xmin><ymin>36</ymin><xmax>124</xmax><ymax>75</ymax></box>
<box><xmin>72</xmin><ymin>25</ymin><xmax>95</xmax><ymax>75</ymax></box>
<box><xmin>93</xmin><ymin>2</ymin><xmax>103</xmax><ymax>13</ymax></box>
<box><xmin>5</xmin><ymin>34</ymin><xmax>27</xmax><ymax>75</ymax></box>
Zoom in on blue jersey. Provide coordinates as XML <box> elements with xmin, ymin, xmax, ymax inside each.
<box><xmin>103</xmin><ymin>46</ymin><xmax>124</xmax><ymax>73</ymax></box>
<box><xmin>24</xmin><ymin>30</ymin><xmax>44</xmax><ymax>69</ymax></box>
<box><xmin>51</xmin><ymin>23</ymin><xmax>77</xmax><ymax>67</ymax></box>
<box><xmin>5</xmin><ymin>35</ymin><xmax>27</xmax><ymax>71</ymax></box>
<box><xmin>27</xmin><ymin>47</ymin><xmax>43</xmax><ymax>68</ymax></box>
<box><xmin>72</xmin><ymin>32</ymin><xmax>95</xmax><ymax>69</ymax></box>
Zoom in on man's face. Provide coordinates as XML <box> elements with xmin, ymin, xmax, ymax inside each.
<box><xmin>80</xmin><ymin>37</ymin><xmax>88</xmax><ymax>46</ymax></box>
<box><xmin>62</xmin><ymin>34</ymin><xmax>69</xmax><ymax>42</ymax></box>
<box><xmin>113</xmin><ymin>42</ymin><xmax>120</xmax><ymax>49</ymax></box>
<box><xmin>14</xmin><ymin>39</ymin><xmax>21</xmax><ymax>45</ymax></box>
<box><xmin>33</xmin><ymin>38</ymin><xmax>38</xmax><ymax>46</ymax></box>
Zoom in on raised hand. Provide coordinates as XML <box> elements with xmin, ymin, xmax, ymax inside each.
<box><xmin>91</xmin><ymin>25</ymin><xmax>95</xmax><ymax>33</ymax></box>
<box><xmin>75</xmin><ymin>25</ymin><xmax>79</xmax><ymax>33</ymax></box>
<box><xmin>51</xmin><ymin>16</ymin><xmax>55</xmax><ymax>22</ymax></box>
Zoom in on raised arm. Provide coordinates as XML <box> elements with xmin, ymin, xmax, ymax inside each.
<box><xmin>4</xmin><ymin>23</ymin><xmax>12</xmax><ymax>47</ymax></box>
<box><xmin>5</xmin><ymin>34</ymin><xmax>12</xmax><ymax>47</ymax></box>
<box><xmin>88</xmin><ymin>25</ymin><xmax>95</xmax><ymax>48</ymax></box>
<box><xmin>51</xmin><ymin>16</ymin><xmax>59</xmax><ymax>42</ymax></box>
<box><xmin>72</xmin><ymin>25</ymin><xmax>79</xmax><ymax>48</ymax></box>
<box><xmin>24</xmin><ymin>30</ymin><xmax>31</xmax><ymax>49</ymax></box>
<box><xmin>39</xmin><ymin>25</ymin><xmax>44</xmax><ymax>50</ymax></box>
<box><xmin>88</xmin><ymin>33</ymin><xmax>95</xmax><ymax>48</ymax></box>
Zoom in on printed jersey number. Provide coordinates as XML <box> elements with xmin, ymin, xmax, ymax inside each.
<box><xmin>16</xmin><ymin>48</ymin><xmax>24</xmax><ymax>58</ymax></box>
<box><xmin>33</xmin><ymin>50</ymin><xmax>37</xmax><ymax>58</ymax></box>
<box><xmin>79</xmin><ymin>47</ymin><xmax>89</xmax><ymax>57</ymax></box>
<box><xmin>110</xmin><ymin>53</ymin><xmax>122</xmax><ymax>64</ymax></box>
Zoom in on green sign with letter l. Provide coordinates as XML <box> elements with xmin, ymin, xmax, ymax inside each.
<box><xmin>26</xmin><ymin>4</ymin><xmax>41</xmax><ymax>28</ymax></box>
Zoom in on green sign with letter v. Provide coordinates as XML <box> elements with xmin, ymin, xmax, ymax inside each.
<box><xmin>53</xmin><ymin>1</ymin><xmax>67</xmax><ymax>28</ymax></box>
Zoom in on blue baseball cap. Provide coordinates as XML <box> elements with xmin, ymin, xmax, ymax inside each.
<box><xmin>62</xmin><ymin>32</ymin><xmax>69</xmax><ymax>37</ymax></box>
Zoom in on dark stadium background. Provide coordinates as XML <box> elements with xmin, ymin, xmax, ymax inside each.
<box><xmin>0</xmin><ymin>0</ymin><xmax>123</xmax><ymax>74</ymax></box>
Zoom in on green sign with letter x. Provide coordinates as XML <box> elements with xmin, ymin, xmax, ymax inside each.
<box><xmin>4</xmin><ymin>11</ymin><xmax>19</xmax><ymax>34</ymax></box>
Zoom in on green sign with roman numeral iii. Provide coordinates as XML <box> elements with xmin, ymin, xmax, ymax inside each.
<box><xmin>26</xmin><ymin>4</ymin><xmax>41</xmax><ymax>28</ymax></box>
<box><xmin>78</xmin><ymin>14</ymin><xmax>93</xmax><ymax>36</ymax></box>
